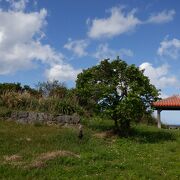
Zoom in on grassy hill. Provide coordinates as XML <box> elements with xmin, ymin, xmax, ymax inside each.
<box><xmin>0</xmin><ymin>118</ymin><xmax>179</xmax><ymax>179</ymax></box>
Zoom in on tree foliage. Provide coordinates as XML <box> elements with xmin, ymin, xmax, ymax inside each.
<box><xmin>76</xmin><ymin>58</ymin><xmax>159</xmax><ymax>136</ymax></box>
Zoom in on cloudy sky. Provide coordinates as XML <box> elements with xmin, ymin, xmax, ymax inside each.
<box><xmin>0</xmin><ymin>0</ymin><xmax>179</xmax><ymax>124</ymax></box>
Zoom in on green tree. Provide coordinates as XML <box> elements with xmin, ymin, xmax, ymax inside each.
<box><xmin>76</xmin><ymin>58</ymin><xmax>159</xmax><ymax>136</ymax></box>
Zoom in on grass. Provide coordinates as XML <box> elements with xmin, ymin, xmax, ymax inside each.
<box><xmin>0</xmin><ymin>118</ymin><xmax>179</xmax><ymax>179</ymax></box>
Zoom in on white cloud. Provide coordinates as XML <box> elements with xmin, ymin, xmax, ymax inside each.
<box><xmin>64</xmin><ymin>39</ymin><xmax>88</xmax><ymax>57</ymax></box>
<box><xmin>0</xmin><ymin>31</ymin><xmax>4</xmax><ymax>43</ymax></box>
<box><xmin>87</xmin><ymin>7</ymin><xmax>175</xmax><ymax>39</ymax></box>
<box><xmin>0</xmin><ymin>5</ymin><xmax>80</xmax><ymax>81</ymax></box>
<box><xmin>139</xmin><ymin>62</ymin><xmax>178</xmax><ymax>89</ymax></box>
<box><xmin>94</xmin><ymin>43</ymin><xmax>133</xmax><ymax>60</ymax></box>
<box><xmin>0</xmin><ymin>41</ymin><xmax>66</xmax><ymax>74</ymax></box>
<box><xmin>0</xmin><ymin>8</ymin><xmax>48</xmax><ymax>73</ymax></box>
<box><xmin>88</xmin><ymin>7</ymin><xmax>141</xmax><ymax>39</ymax></box>
<box><xmin>159</xmin><ymin>93</ymin><xmax>169</xmax><ymax>99</ymax></box>
<box><xmin>46</xmin><ymin>64</ymin><xmax>81</xmax><ymax>82</ymax></box>
<box><xmin>157</xmin><ymin>38</ymin><xmax>180</xmax><ymax>59</ymax></box>
<box><xmin>119</xmin><ymin>48</ymin><xmax>134</xmax><ymax>57</ymax></box>
<box><xmin>147</xmin><ymin>10</ymin><xmax>175</xmax><ymax>24</ymax></box>
<box><xmin>0</xmin><ymin>8</ymin><xmax>47</xmax><ymax>47</ymax></box>
<box><xmin>6</xmin><ymin>0</ymin><xmax>29</xmax><ymax>11</ymax></box>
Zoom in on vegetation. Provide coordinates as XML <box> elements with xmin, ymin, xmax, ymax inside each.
<box><xmin>0</xmin><ymin>119</ymin><xmax>179</xmax><ymax>179</ymax></box>
<box><xmin>0</xmin><ymin>82</ymin><xmax>84</xmax><ymax>116</ymax></box>
<box><xmin>76</xmin><ymin>58</ymin><xmax>159</xmax><ymax>135</ymax></box>
<box><xmin>0</xmin><ymin>58</ymin><xmax>160</xmax><ymax>135</ymax></box>
<box><xmin>0</xmin><ymin>58</ymin><xmax>179</xmax><ymax>179</ymax></box>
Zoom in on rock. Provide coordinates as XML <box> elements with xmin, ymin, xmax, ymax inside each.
<box><xmin>46</xmin><ymin>114</ymin><xmax>53</xmax><ymax>122</ymax></box>
<box><xmin>37</xmin><ymin>113</ymin><xmax>45</xmax><ymax>123</ymax></box>
<box><xmin>13</xmin><ymin>111</ymin><xmax>29</xmax><ymax>124</ymax></box>
<box><xmin>18</xmin><ymin>111</ymin><xmax>28</xmax><ymax>119</ymax></box>
<box><xmin>46</xmin><ymin>121</ymin><xmax>54</xmax><ymax>126</ymax></box>
<box><xmin>43</xmin><ymin>113</ymin><xmax>49</xmax><ymax>122</ymax></box>
<box><xmin>28</xmin><ymin>112</ymin><xmax>37</xmax><ymax>124</ymax></box>
<box><xmin>11</xmin><ymin>112</ymin><xmax>18</xmax><ymax>119</ymax></box>
<box><xmin>53</xmin><ymin>114</ymin><xmax>80</xmax><ymax>125</ymax></box>
<box><xmin>55</xmin><ymin>115</ymin><xmax>66</xmax><ymax>124</ymax></box>
<box><xmin>17</xmin><ymin>118</ymin><xmax>28</xmax><ymax>124</ymax></box>
<box><xmin>71</xmin><ymin>115</ymin><xmax>80</xmax><ymax>124</ymax></box>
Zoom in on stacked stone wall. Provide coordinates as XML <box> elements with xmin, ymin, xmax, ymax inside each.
<box><xmin>10</xmin><ymin>111</ymin><xmax>80</xmax><ymax>125</ymax></box>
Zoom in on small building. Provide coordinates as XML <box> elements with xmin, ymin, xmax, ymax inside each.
<box><xmin>152</xmin><ymin>95</ymin><xmax>180</xmax><ymax>128</ymax></box>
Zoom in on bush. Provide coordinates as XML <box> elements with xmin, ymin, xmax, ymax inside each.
<box><xmin>0</xmin><ymin>91</ymin><xmax>85</xmax><ymax>116</ymax></box>
<box><xmin>0</xmin><ymin>81</ymin><xmax>86</xmax><ymax>117</ymax></box>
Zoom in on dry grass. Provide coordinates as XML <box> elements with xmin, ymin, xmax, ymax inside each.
<box><xmin>3</xmin><ymin>154</ymin><xmax>24</xmax><ymax>166</ymax></box>
<box><xmin>94</xmin><ymin>130</ymin><xmax>117</xmax><ymax>139</ymax></box>
<box><xmin>27</xmin><ymin>150</ymin><xmax>80</xmax><ymax>169</ymax></box>
<box><xmin>3</xmin><ymin>150</ymin><xmax>80</xmax><ymax>169</ymax></box>
<box><xmin>4</xmin><ymin>154</ymin><xmax>22</xmax><ymax>162</ymax></box>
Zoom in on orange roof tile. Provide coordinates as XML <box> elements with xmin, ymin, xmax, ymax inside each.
<box><xmin>152</xmin><ymin>95</ymin><xmax>180</xmax><ymax>108</ymax></box>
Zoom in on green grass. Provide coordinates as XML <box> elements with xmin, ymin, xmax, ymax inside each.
<box><xmin>0</xmin><ymin>118</ymin><xmax>179</xmax><ymax>179</ymax></box>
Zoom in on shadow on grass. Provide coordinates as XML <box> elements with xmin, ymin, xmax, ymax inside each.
<box><xmin>82</xmin><ymin>117</ymin><xmax>114</xmax><ymax>132</ymax></box>
<box><xmin>128</xmin><ymin>127</ymin><xmax>176</xmax><ymax>143</ymax></box>
<box><xmin>88</xmin><ymin>122</ymin><xmax>176</xmax><ymax>143</ymax></box>
<box><xmin>87</xmin><ymin>123</ymin><xmax>114</xmax><ymax>132</ymax></box>
<box><xmin>82</xmin><ymin>118</ymin><xmax>176</xmax><ymax>143</ymax></box>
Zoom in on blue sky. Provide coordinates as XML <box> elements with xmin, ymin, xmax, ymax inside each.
<box><xmin>0</xmin><ymin>0</ymin><xmax>179</xmax><ymax>124</ymax></box>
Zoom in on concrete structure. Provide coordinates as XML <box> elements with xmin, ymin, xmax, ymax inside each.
<box><xmin>152</xmin><ymin>95</ymin><xmax>180</xmax><ymax>128</ymax></box>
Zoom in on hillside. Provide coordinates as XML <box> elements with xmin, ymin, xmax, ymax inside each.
<box><xmin>0</xmin><ymin>118</ymin><xmax>179</xmax><ymax>179</ymax></box>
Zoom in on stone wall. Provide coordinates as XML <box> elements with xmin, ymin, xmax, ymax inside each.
<box><xmin>10</xmin><ymin>111</ymin><xmax>80</xmax><ymax>125</ymax></box>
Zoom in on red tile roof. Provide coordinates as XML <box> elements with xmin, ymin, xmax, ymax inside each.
<box><xmin>152</xmin><ymin>95</ymin><xmax>180</xmax><ymax>108</ymax></box>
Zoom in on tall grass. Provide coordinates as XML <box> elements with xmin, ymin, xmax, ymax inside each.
<box><xmin>0</xmin><ymin>91</ymin><xmax>85</xmax><ymax>115</ymax></box>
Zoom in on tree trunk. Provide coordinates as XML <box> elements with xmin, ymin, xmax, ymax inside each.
<box><xmin>119</xmin><ymin>120</ymin><xmax>130</xmax><ymax>137</ymax></box>
<box><xmin>114</xmin><ymin>119</ymin><xmax>119</xmax><ymax>133</ymax></box>
<box><xmin>113</xmin><ymin>118</ymin><xmax>131</xmax><ymax>136</ymax></box>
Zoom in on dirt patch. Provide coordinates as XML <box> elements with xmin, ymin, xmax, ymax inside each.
<box><xmin>37</xmin><ymin>150</ymin><xmax>80</xmax><ymax>161</ymax></box>
<box><xmin>3</xmin><ymin>150</ymin><xmax>80</xmax><ymax>169</ymax></box>
<box><xmin>4</xmin><ymin>154</ymin><xmax>22</xmax><ymax>162</ymax></box>
<box><xmin>94</xmin><ymin>130</ymin><xmax>116</xmax><ymax>139</ymax></box>
<box><xmin>27</xmin><ymin>160</ymin><xmax>45</xmax><ymax>168</ymax></box>
<box><xmin>27</xmin><ymin>150</ymin><xmax>80</xmax><ymax>169</ymax></box>
<box><xmin>94</xmin><ymin>132</ymin><xmax>107</xmax><ymax>138</ymax></box>
<box><xmin>3</xmin><ymin>154</ymin><xmax>25</xmax><ymax>167</ymax></box>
